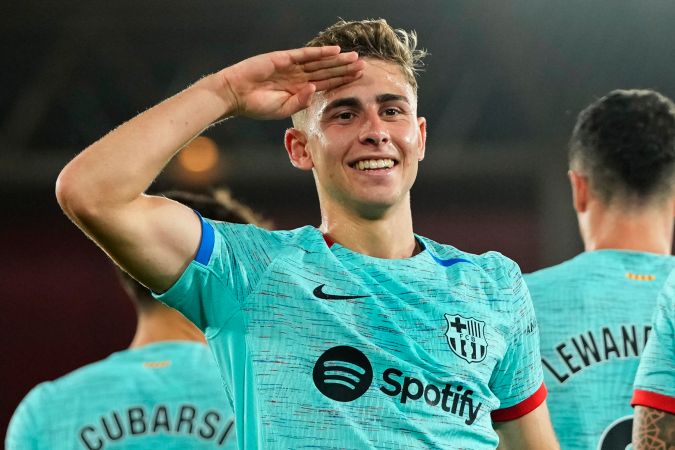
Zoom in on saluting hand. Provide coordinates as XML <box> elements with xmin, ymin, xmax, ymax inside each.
<box><xmin>220</xmin><ymin>46</ymin><xmax>364</xmax><ymax>120</ymax></box>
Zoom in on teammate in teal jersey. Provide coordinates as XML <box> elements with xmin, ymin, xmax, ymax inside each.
<box><xmin>5</xmin><ymin>190</ymin><xmax>266</xmax><ymax>450</ymax></box>
<box><xmin>632</xmin><ymin>270</ymin><xmax>675</xmax><ymax>450</ymax></box>
<box><xmin>55</xmin><ymin>18</ymin><xmax>558</xmax><ymax>449</ymax></box>
<box><xmin>525</xmin><ymin>89</ymin><xmax>675</xmax><ymax>450</ymax></box>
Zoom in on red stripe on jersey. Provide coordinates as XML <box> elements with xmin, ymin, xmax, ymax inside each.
<box><xmin>323</xmin><ymin>234</ymin><xmax>334</xmax><ymax>248</ymax></box>
<box><xmin>491</xmin><ymin>383</ymin><xmax>547</xmax><ymax>422</ymax></box>
<box><xmin>632</xmin><ymin>389</ymin><xmax>675</xmax><ymax>414</ymax></box>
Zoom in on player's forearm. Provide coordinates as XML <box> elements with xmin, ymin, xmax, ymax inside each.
<box><xmin>496</xmin><ymin>428</ymin><xmax>559</xmax><ymax>450</ymax></box>
<box><xmin>56</xmin><ymin>71</ymin><xmax>233</xmax><ymax>225</ymax></box>
<box><xmin>633</xmin><ymin>406</ymin><xmax>675</xmax><ymax>450</ymax></box>
<box><xmin>494</xmin><ymin>401</ymin><xmax>559</xmax><ymax>450</ymax></box>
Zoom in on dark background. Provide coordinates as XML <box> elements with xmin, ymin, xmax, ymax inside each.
<box><xmin>3</xmin><ymin>0</ymin><xmax>675</xmax><ymax>440</ymax></box>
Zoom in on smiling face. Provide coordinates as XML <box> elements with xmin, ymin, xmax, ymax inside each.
<box><xmin>286</xmin><ymin>58</ymin><xmax>426</xmax><ymax>219</ymax></box>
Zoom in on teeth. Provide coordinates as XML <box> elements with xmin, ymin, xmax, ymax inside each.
<box><xmin>354</xmin><ymin>159</ymin><xmax>395</xmax><ymax>171</ymax></box>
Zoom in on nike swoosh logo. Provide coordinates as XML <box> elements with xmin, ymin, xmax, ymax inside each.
<box><xmin>313</xmin><ymin>284</ymin><xmax>368</xmax><ymax>300</ymax></box>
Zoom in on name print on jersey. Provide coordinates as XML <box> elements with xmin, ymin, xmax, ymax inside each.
<box><xmin>444</xmin><ymin>314</ymin><xmax>488</xmax><ymax>363</ymax></box>
<box><xmin>78</xmin><ymin>404</ymin><xmax>233</xmax><ymax>449</ymax></box>
<box><xmin>312</xmin><ymin>345</ymin><xmax>483</xmax><ymax>426</ymax></box>
<box><xmin>542</xmin><ymin>324</ymin><xmax>652</xmax><ymax>383</ymax></box>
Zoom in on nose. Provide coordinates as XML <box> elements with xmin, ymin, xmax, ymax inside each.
<box><xmin>359</xmin><ymin>114</ymin><xmax>390</xmax><ymax>146</ymax></box>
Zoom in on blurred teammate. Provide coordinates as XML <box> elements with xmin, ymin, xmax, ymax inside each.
<box><xmin>631</xmin><ymin>270</ymin><xmax>675</xmax><ymax>450</ymax></box>
<box><xmin>5</xmin><ymin>190</ymin><xmax>265</xmax><ymax>450</ymax></box>
<box><xmin>55</xmin><ymin>19</ymin><xmax>557</xmax><ymax>448</ymax></box>
<box><xmin>525</xmin><ymin>89</ymin><xmax>675</xmax><ymax>449</ymax></box>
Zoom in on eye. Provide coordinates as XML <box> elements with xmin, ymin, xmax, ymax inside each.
<box><xmin>336</xmin><ymin>111</ymin><xmax>355</xmax><ymax>120</ymax></box>
<box><xmin>382</xmin><ymin>107</ymin><xmax>401</xmax><ymax>117</ymax></box>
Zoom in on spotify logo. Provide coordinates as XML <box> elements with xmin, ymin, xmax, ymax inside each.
<box><xmin>313</xmin><ymin>346</ymin><xmax>373</xmax><ymax>402</ymax></box>
<box><xmin>599</xmin><ymin>416</ymin><xmax>633</xmax><ymax>450</ymax></box>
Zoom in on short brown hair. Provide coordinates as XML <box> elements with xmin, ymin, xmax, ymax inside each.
<box><xmin>307</xmin><ymin>18</ymin><xmax>427</xmax><ymax>94</ymax></box>
<box><xmin>569</xmin><ymin>89</ymin><xmax>675</xmax><ymax>204</ymax></box>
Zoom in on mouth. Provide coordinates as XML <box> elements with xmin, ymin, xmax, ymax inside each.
<box><xmin>349</xmin><ymin>158</ymin><xmax>397</xmax><ymax>171</ymax></box>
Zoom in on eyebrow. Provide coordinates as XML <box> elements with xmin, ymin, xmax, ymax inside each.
<box><xmin>322</xmin><ymin>97</ymin><xmax>362</xmax><ymax>114</ymax></box>
<box><xmin>376</xmin><ymin>94</ymin><xmax>410</xmax><ymax>105</ymax></box>
<box><xmin>322</xmin><ymin>94</ymin><xmax>410</xmax><ymax>116</ymax></box>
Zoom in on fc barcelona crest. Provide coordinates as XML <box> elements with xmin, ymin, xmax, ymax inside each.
<box><xmin>444</xmin><ymin>314</ymin><xmax>488</xmax><ymax>363</ymax></box>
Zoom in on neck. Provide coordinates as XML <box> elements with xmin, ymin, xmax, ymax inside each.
<box><xmin>129</xmin><ymin>304</ymin><xmax>206</xmax><ymax>349</ymax></box>
<box><xmin>579</xmin><ymin>200</ymin><xmax>673</xmax><ymax>254</ymax></box>
<box><xmin>319</xmin><ymin>195</ymin><xmax>417</xmax><ymax>259</ymax></box>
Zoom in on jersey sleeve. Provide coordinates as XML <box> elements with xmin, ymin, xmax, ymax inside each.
<box><xmin>153</xmin><ymin>217</ymin><xmax>278</xmax><ymax>334</ymax></box>
<box><xmin>6</xmin><ymin>385</ymin><xmax>45</xmax><ymax>450</ymax></box>
<box><xmin>631</xmin><ymin>271</ymin><xmax>675</xmax><ymax>414</ymax></box>
<box><xmin>490</xmin><ymin>257</ymin><xmax>547</xmax><ymax>422</ymax></box>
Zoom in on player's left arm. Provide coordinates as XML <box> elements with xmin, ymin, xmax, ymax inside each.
<box><xmin>632</xmin><ymin>406</ymin><xmax>675</xmax><ymax>450</ymax></box>
<box><xmin>494</xmin><ymin>401</ymin><xmax>559</xmax><ymax>449</ymax></box>
<box><xmin>630</xmin><ymin>273</ymin><xmax>675</xmax><ymax>449</ymax></box>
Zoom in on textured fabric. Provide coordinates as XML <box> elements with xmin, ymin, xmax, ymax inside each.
<box><xmin>632</xmin><ymin>269</ymin><xmax>675</xmax><ymax>413</ymax></box>
<box><xmin>155</xmin><ymin>220</ymin><xmax>544</xmax><ymax>449</ymax></box>
<box><xmin>525</xmin><ymin>251</ymin><xmax>675</xmax><ymax>450</ymax></box>
<box><xmin>6</xmin><ymin>342</ymin><xmax>236</xmax><ymax>450</ymax></box>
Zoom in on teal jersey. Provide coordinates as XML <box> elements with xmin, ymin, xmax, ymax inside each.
<box><xmin>6</xmin><ymin>342</ymin><xmax>236</xmax><ymax>450</ymax></box>
<box><xmin>525</xmin><ymin>250</ymin><xmax>675</xmax><ymax>450</ymax></box>
<box><xmin>155</xmin><ymin>219</ymin><xmax>545</xmax><ymax>449</ymax></box>
<box><xmin>632</xmin><ymin>269</ymin><xmax>675</xmax><ymax>414</ymax></box>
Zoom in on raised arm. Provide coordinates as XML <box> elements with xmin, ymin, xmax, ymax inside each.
<box><xmin>56</xmin><ymin>46</ymin><xmax>363</xmax><ymax>292</ymax></box>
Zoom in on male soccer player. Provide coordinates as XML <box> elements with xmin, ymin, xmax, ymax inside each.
<box><xmin>525</xmin><ymin>89</ymin><xmax>675</xmax><ymax>449</ymax></box>
<box><xmin>631</xmin><ymin>270</ymin><xmax>675</xmax><ymax>450</ymax></box>
<box><xmin>5</xmin><ymin>190</ymin><xmax>260</xmax><ymax>449</ymax></box>
<box><xmin>55</xmin><ymin>19</ymin><xmax>557</xmax><ymax>448</ymax></box>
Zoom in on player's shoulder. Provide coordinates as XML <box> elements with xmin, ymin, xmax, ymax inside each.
<box><xmin>419</xmin><ymin>235</ymin><xmax>521</xmax><ymax>281</ymax></box>
<box><xmin>15</xmin><ymin>352</ymin><xmax>123</xmax><ymax>411</ymax></box>
<box><xmin>53</xmin><ymin>349</ymin><xmax>135</xmax><ymax>385</ymax></box>
<box><xmin>657</xmin><ymin>272</ymin><xmax>675</xmax><ymax>307</ymax></box>
<box><xmin>18</xmin><ymin>343</ymin><xmax>218</xmax><ymax>407</ymax></box>
<box><xmin>525</xmin><ymin>251</ymin><xmax>675</xmax><ymax>286</ymax></box>
<box><xmin>209</xmin><ymin>220</ymin><xmax>284</xmax><ymax>240</ymax></box>
<box><xmin>523</xmin><ymin>255</ymin><xmax>583</xmax><ymax>287</ymax></box>
<box><xmin>661</xmin><ymin>267</ymin><xmax>675</xmax><ymax>289</ymax></box>
<box><xmin>138</xmin><ymin>341</ymin><xmax>220</xmax><ymax>372</ymax></box>
<box><xmin>209</xmin><ymin>220</ymin><xmax>315</xmax><ymax>248</ymax></box>
<box><xmin>13</xmin><ymin>380</ymin><xmax>52</xmax><ymax>416</ymax></box>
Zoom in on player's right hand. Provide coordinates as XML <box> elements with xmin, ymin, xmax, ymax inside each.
<box><xmin>219</xmin><ymin>46</ymin><xmax>364</xmax><ymax>120</ymax></box>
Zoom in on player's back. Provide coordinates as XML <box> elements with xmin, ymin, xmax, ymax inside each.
<box><xmin>525</xmin><ymin>250</ymin><xmax>675</xmax><ymax>450</ymax></box>
<box><xmin>6</xmin><ymin>341</ymin><xmax>236</xmax><ymax>450</ymax></box>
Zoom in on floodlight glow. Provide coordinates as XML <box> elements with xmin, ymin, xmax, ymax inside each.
<box><xmin>178</xmin><ymin>137</ymin><xmax>219</xmax><ymax>173</ymax></box>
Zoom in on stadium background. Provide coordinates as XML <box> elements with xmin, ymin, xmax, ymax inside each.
<box><xmin>2</xmin><ymin>0</ymin><xmax>675</xmax><ymax>439</ymax></box>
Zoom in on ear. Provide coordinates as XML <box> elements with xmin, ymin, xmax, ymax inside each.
<box><xmin>416</xmin><ymin>117</ymin><xmax>427</xmax><ymax>161</ymax></box>
<box><xmin>284</xmin><ymin>128</ymin><xmax>314</xmax><ymax>171</ymax></box>
<box><xmin>568</xmin><ymin>170</ymin><xmax>589</xmax><ymax>213</ymax></box>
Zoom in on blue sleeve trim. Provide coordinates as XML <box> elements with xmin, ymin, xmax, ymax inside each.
<box><xmin>194</xmin><ymin>212</ymin><xmax>215</xmax><ymax>265</ymax></box>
